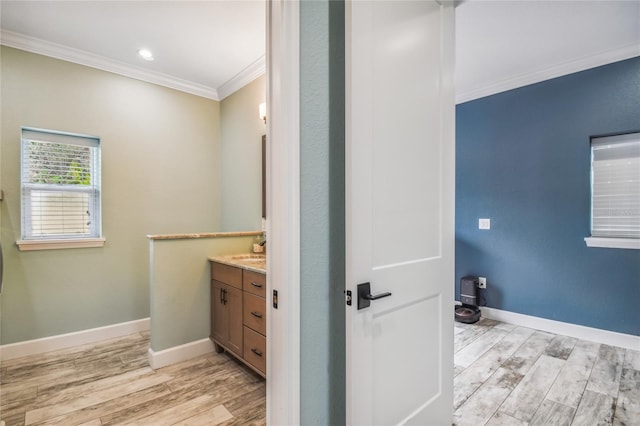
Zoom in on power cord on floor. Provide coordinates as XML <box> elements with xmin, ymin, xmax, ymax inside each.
<box><xmin>478</xmin><ymin>289</ymin><xmax>487</xmax><ymax>307</ymax></box>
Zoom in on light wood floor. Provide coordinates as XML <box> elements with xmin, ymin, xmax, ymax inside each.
<box><xmin>0</xmin><ymin>331</ymin><xmax>265</xmax><ymax>426</ymax></box>
<box><xmin>454</xmin><ymin>318</ymin><xmax>640</xmax><ymax>426</ymax></box>
<box><xmin>1</xmin><ymin>320</ymin><xmax>638</xmax><ymax>425</ymax></box>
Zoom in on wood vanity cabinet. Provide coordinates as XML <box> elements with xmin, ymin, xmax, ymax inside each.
<box><xmin>210</xmin><ymin>261</ymin><xmax>266</xmax><ymax>377</ymax></box>
<box><xmin>211</xmin><ymin>280</ymin><xmax>243</xmax><ymax>357</ymax></box>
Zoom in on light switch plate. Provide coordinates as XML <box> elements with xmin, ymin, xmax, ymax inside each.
<box><xmin>479</xmin><ymin>218</ymin><xmax>491</xmax><ymax>230</ymax></box>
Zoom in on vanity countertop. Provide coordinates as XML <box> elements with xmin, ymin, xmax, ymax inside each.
<box><xmin>208</xmin><ymin>254</ymin><xmax>266</xmax><ymax>274</ymax></box>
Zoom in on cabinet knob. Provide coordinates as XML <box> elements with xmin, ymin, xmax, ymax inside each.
<box><xmin>251</xmin><ymin>311</ymin><xmax>263</xmax><ymax>318</ymax></box>
<box><xmin>251</xmin><ymin>348</ymin><xmax>263</xmax><ymax>357</ymax></box>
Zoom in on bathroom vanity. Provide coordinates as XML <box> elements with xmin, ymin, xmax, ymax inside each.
<box><xmin>208</xmin><ymin>254</ymin><xmax>266</xmax><ymax>378</ymax></box>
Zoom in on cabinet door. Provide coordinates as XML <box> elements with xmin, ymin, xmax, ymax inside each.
<box><xmin>211</xmin><ymin>280</ymin><xmax>228</xmax><ymax>344</ymax></box>
<box><xmin>226</xmin><ymin>285</ymin><xmax>244</xmax><ymax>357</ymax></box>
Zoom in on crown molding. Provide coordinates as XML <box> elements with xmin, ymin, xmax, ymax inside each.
<box><xmin>456</xmin><ymin>44</ymin><xmax>640</xmax><ymax>104</ymax></box>
<box><xmin>217</xmin><ymin>55</ymin><xmax>266</xmax><ymax>100</ymax></box>
<box><xmin>0</xmin><ymin>30</ymin><xmax>220</xmax><ymax>100</ymax></box>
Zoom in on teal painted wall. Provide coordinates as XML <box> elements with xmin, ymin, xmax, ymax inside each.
<box><xmin>456</xmin><ymin>57</ymin><xmax>640</xmax><ymax>335</ymax></box>
<box><xmin>300</xmin><ymin>0</ymin><xmax>346</xmax><ymax>424</ymax></box>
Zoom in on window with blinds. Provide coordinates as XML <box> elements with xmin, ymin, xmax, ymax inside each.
<box><xmin>21</xmin><ymin>128</ymin><xmax>101</xmax><ymax>241</ymax></box>
<box><xmin>590</xmin><ymin>132</ymin><xmax>640</xmax><ymax>240</ymax></box>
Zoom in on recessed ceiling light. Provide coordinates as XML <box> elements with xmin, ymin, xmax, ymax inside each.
<box><xmin>138</xmin><ymin>49</ymin><xmax>154</xmax><ymax>61</ymax></box>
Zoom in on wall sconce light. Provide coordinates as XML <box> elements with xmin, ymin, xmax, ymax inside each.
<box><xmin>259</xmin><ymin>102</ymin><xmax>267</xmax><ymax>123</ymax></box>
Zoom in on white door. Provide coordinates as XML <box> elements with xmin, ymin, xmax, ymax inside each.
<box><xmin>346</xmin><ymin>1</ymin><xmax>455</xmax><ymax>425</ymax></box>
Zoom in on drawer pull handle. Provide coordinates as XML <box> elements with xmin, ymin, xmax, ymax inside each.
<box><xmin>251</xmin><ymin>348</ymin><xmax>263</xmax><ymax>357</ymax></box>
<box><xmin>251</xmin><ymin>311</ymin><xmax>263</xmax><ymax>318</ymax></box>
<box><xmin>251</xmin><ymin>282</ymin><xmax>263</xmax><ymax>288</ymax></box>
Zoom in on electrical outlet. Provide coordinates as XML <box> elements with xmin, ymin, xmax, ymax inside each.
<box><xmin>478</xmin><ymin>277</ymin><xmax>487</xmax><ymax>289</ymax></box>
<box><xmin>479</xmin><ymin>218</ymin><xmax>491</xmax><ymax>230</ymax></box>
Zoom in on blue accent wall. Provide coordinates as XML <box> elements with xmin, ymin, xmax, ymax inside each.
<box><xmin>456</xmin><ymin>57</ymin><xmax>640</xmax><ymax>336</ymax></box>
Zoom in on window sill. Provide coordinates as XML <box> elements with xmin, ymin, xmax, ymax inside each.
<box><xmin>584</xmin><ymin>237</ymin><xmax>640</xmax><ymax>250</ymax></box>
<box><xmin>16</xmin><ymin>238</ymin><xmax>106</xmax><ymax>251</ymax></box>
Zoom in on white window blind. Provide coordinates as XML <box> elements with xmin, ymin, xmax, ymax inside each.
<box><xmin>590</xmin><ymin>132</ymin><xmax>640</xmax><ymax>239</ymax></box>
<box><xmin>21</xmin><ymin>128</ymin><xmax>101</xmax><ymax>240</ymax></box>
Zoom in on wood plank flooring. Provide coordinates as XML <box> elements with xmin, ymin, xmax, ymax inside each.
<box><xmin>0</xmin><ymin>332</ymin><xmax>265</xmax><ymax>426</ymax></box>
<box><xmin>2</xmin><ymin>319</ymin><xmax>638</xmax><ymax>425</ymax></box>
<box><xmin>454</xmin><ymin>318</ymin><xmax>640</xmax><ymax>426</ymax></box>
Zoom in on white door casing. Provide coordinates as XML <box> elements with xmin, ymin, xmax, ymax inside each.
<box><xmin>265</xmin><ymin>0</ymin><xmax>301</xmax><ymax>425</ymax></box>
<box><xmin>346</xmin><ymin>1</ymin><xmax>455</xmax><ymax>425</ymax></box>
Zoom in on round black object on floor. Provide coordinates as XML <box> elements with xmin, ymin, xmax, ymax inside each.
<box><xmin>455</xmin><ymin>305</ymin><xmax>481</xmax><ymax>324</ymax></box>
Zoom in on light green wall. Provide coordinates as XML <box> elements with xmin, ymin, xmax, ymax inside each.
<box><xmin>0</xmin><ymin>46</ymin><xmax>4</xmax><ymax>346</ymax></box>
<box><xmin>300</xmin><ymin>1</ymin><xmax>346</xmax><ymax>424</ymax></box>
<box><xmin>149</xmin><ymin>235</ymin><xmax>258</xmax><ymax>352</ymax></box>
<box><xmin>0</xmin><ymin>47</ymin><xmax>222</xmax><ymax>344</ymax></box>
<box><xmin>220</xmin><ymin>75</ymin><xmax>266</xmax><ymax>231</ymax></box>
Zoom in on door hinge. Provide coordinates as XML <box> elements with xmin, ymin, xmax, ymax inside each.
<box><xmin>345</xmin><ymin>290</ymin><xmax>352</xmax><ymax>306</ymax></box>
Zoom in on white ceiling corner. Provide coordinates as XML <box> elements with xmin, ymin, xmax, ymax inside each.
<box><xmin>1</xmin><ymin>1</ymin><xmax>638</xmax><ymax>105</ymax></box>
<box><xmin>217</xmin><ymin>55</ymin><xmax>266</xmax><ymax>100</ymax></box>
<box><xmin>454</xmin><ymin>0</ymin><xmax>640</xmax><ymax>104</ymax></box>
<box><xmin>455</xmin><ymin>43</ymin><xmax>640</xmax><ymax>104</ymax></box>
<box><xmin>0</xmin><ymin>1</ymin><xmax>266</xmax><ymax>101</ymax></box>
<box><xmin>0</xmin><ymin>29</ymin><xmax>221</xmax><ymax>100</ymax></box>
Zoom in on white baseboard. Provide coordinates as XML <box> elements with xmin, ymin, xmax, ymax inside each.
<box><xmin>0</xmin><ymin>318</ymin><xmax>150</xmax><ymax>361</ymax></box>
<box><xmin>479</xmin><ymin>306</ymin><xmax>639</xmax><ymax>351</ymax></box>
<box><xmin>148</xmin><ymin>338</ymin><xmax>215</xmax><ymax>370</ymax></box>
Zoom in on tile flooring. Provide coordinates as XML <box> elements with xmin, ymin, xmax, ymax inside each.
<box><xmin>1</xmin><ymin>320</ymin><xmax>638</xmax><ymax>425</ymax></box>
<box><xmin>0</xmin><ymin>332</ymin><xmax>265</xmax><ymax>425</ymax></box>
<box><xmin>453</xmin><ymin>318</ymin><xmax>640</xmax><ymax>425</ymax></box>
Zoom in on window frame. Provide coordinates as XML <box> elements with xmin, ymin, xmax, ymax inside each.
<box><xmin>17</xmin><ymin>127</ymin><xmax>105</xmax><ymax>251</ymax></box>
<box><xmin>585</xmin><ymin>130</ymin><xmax>640</xmax><ymax>250</ymax></box>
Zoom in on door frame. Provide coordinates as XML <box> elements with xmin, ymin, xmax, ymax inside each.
<box><xmin>266</xmin><ymin>1</ymin><xmax>301</xmax><ymax>425</ymax></box>
<box><xmin>266</xmin><ymin>1</ymin><xmax>457</xmax><ymax>424</ymax></box>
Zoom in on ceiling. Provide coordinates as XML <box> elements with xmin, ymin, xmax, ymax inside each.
<box><xmin>1</xmin><ymin>1</ymin><xmax>639</xmax><ymax>103</ymax></box>
<box><xmin>0</xmin><ymin>1</ymin><xmax>266</xmax><ymax>100</ymax></box>
<box><xmin>455</xmin><ymin>0</ymin><xmax>640</xmax><ymax>103</ymax></box>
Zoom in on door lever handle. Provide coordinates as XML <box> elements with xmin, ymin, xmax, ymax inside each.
<box><xmin>364</xmin><ymin>292</ymin><xmax>392</xmax><ymax>301</ymax></box>
<box><xmin>357</xmin><ymin>282</ymin><xmax>392</xmax><ymax>310</ymax></box>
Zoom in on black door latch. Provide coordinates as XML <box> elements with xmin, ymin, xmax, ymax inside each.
<box><xmin>357</xmin><ymin>282</ymin><xmax>392</xmax><ymax>310</ymax></box>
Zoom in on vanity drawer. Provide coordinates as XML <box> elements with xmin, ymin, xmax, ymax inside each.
<box><xmin>243</xmin><ymin>270</ymin><xmax>266</xmax><ymax>298</ymax></box>
<box><xmin>243</xmin><ymin>326</ymin><xmax>266</xmax><ymax>374</ymax></box>
<box><xmin>243</xmin><ymin>293</ymin><xmax>266</xmax><ymax>335</ymax></box>
<box><xmin>211</xmin><ymin>262</ymin><xmax>242</xmax><ymax>289</ymax></box>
